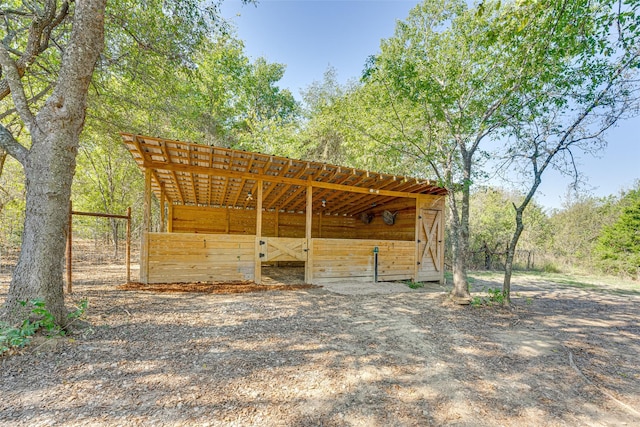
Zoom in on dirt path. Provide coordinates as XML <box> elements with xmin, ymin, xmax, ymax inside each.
<box><xmin>1</xmin><ymin>275</ymin><xmax>639</xmax><ymax>426</ymax></box>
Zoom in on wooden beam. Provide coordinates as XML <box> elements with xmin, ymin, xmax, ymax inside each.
<box><xmin>414</xmin><ymin>196</ymin><xmax>421</xmax><ymax>281</ymax></box>
<box><xmin>342</xmin><ymin>179</ymin><xmax>425</xmax><ymax>216</ymax></box>
<box><xmin>160</xmin><ymin>189</ymin><xmax>166</xmax><ymax>232</ymax></box>
<box><xmin>276</xmin><ymin>185</ymin><xmax>305</xmax><ymax>212</ymax></box>
<box><xmin>254</xmin><ymin>180</ymin><xmax>263</xmax><ymax>284</ymax></box>
<box><xmin>126</xmin><ymin>207</ymin><xmax>131</xmax><ymax>283</ymax></box>
<box><xmin>289</xmin><ymin>166</ymin><xmax>331</xmax><ymax>212</ymax></box>
<box><xmin>265</xmin><ymin>161</ymin><xmax>308</xmax><ymax>209</ymax></box>
<box><xmin>231</xmin><ymin>178</ymin><xmax>248</xmax><ymax>207</ymax></box>
<box><xmin>161</xmin><ymin>141</ymin><xmax>185</xmax><ymax>205</ymax></box>
<box><xmin>305</xmin><ymin>185</ymin><xmax>313</xmax><ymax>284</ymax></box>
<box><xmin>71</xmin><ymin>211</ymin><xmax>130</xmax><ymax>220</ymax></box>
<box><xmin>142</xmin><ymin>159</ymin><xmax>430</xmax><ymax>199</ymax></box>
<box><xmin>142</xmin><ymin>168</ymin><xmax>152</xmax><ymax>283</ymax></box>
<box><xmin>123</xmin><ymin>133</ymin><xmax>447</xmax><ymax>194</ymax></box>
<box><xmin>207</xmin><ymin>148</ymin><xmax>215</xmax><ymax>205</ymax></box>
<box><xmin>189</xmin><ymin>172</ymin><xmax>198</xmax><ymax>204</ymax></box>
<box><xmin>243</xmin><ymin>181</ymin><xmax>260</xmax><ymax>209</ymax></box>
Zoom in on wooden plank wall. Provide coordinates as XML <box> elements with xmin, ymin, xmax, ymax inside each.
<box><xmin>170</xmin><ymin>203</ymin><xmax>418</xmax><ymax>241</ymax></box>
<box><xmin>310</xmin><ymin>238</ymin><xmax>415</xmax><ymax>284</ymax></box>
<box><xmin>171</xmin><ymin>205</ymin><xmax>359</xmax><ymax>239</ymax></box>
<box><xmin>351</xmin><ymin>198</ymin><xmax>416</xmax><ymax>241</ymax></box>
<box><xmin>154</xmin><ymin>195</ymin><xmax>445</xmax><ymax>285</ymax></box>
<box><xmin>146</xmin><ymin>233</ymin><xmax>255</xmax><ymax>283</ymax></box>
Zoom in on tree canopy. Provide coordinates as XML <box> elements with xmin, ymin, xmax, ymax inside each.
<box><xmin>0</xmin><ymin>0</ymin><xmax>639</xmax><ymax>323</ymax></box>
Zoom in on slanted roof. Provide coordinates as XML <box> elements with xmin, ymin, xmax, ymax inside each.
<box><xmin>121</xmin><ymin>133</ymin><xmax>446</xmax><ymax>216</ymax></box>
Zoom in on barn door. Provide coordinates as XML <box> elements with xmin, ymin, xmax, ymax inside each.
<box><xmin>417</xmin><ymin>208</ymin><xmax>443</xmax><ymax>281</ymax></box>
<box><xmin>260</xmin><ymin>237</ymin><xmax>307</xmax><ymax>262</ymax></box>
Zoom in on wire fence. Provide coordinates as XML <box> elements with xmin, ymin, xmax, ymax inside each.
<box><xmin>0</xmin><ymin>210</ymin><xmax>140</xmax><ymax>289</ymax></box>
<box><xmin>467</xmin><ymin>247</ymin><xmax>559</xmax><ymax>272</ymax></box>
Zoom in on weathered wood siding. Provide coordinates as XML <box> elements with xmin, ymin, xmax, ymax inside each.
<box><xmin>351</xmin><ymin>197</ymin><xmax>416</xmax><ymax>241</ymax></box>
<box><xmin>309</xmin><ymin>238</ymin><xmax>415</xmax><ymax>284</ymax></box>
<box><xmin>170</xmin><ymin>203</ymin><xmax>420</xmax><ymax>242</ymax></box>
<box><xmin>143</xmin><ymin>194</ymin><xmax>446</xmax><ymax>285</ymax></box>
<box><xmin>144</xmin><ymin>233</ymin><xmax>255</xmax><ymax>283</ymax></box>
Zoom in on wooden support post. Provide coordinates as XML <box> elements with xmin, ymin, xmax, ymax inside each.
<box><xmin>160</xmin><ymin>190</ymin><xmax>166</xmax><ymax>233</ymax></box>
<box><xmin>66</xmin><ymin>201</ymin><xmax>72</xmax><ymax>294</ymax></box>
<box><xmin>254</xmin><ymin>180</ymin><xmax>263</xmax><ymax>284</ymax></box>
<box><xmin>168</xmin><ymin>203</ymin><xmax>173</xmax><ymax>233</ymax></box>
<box><xmin>439</xmin><ymin>199</ymin><xmax>446</xmax><ymax>284</ymax></box>
<box><xmin>274</xmin><ymin>209</ymin><xmax>279</xmax><ymax>267</ymax></box>
<box><xmin>126</xmin><ymin>207</ymin><xmax>131</xmax><ymax>283</ymax></box>
<box><xmin>305</xmin><ymin>185</ymin><xmax>313</xmax><ymax>284</ymax></box>
<box><xmin>414</xmin><ymin>196</ymin><xmax>421</xmax><ymax>282</ymax></box>
<box><xmin>141</xmin><ymin>168</ymin><xmax>152</xmax><ymax>283</ymax></box>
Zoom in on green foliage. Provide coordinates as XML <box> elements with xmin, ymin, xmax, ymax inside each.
<box><xmin>546</xmin><ymin>184</ymin><xmax>640</xmax><ymax>272</ymax></box>
<box><xmin>404</xmin><ymin>280</ymin><xmax>425</xmax><ymax>289</ymax></box>
<box><xmin>0</xmin><ymin>152</ymin><xmax>25</xmax><ymax>247</ymax></box>
<box><xmin>0</xmin><ymin>299</ymin><xmax>88</xmax><ymax>356</ymax></box>
<box><xmin>469</xmin><ymin>186</ymin><xmax>551</xmax><ymax>269</ymax></box>
<box><xmin>595</xmin><ymin>189</ymin><xmax>640</xmax><ymax>278</ymax></box>
<box><xmin>75</xmin><ymin>30</ymin><xmax>297</xmax><ymax>233</ymax></box>
<box><xmin>548</xmin><ymin>193</ymin><xmax>618</xmax><ymax>266</ymax></box>
<box><xmin>540</xmin><ymin>262</ymin><xmax>561</xmax><ymax>274</ymax></box>
<box><xmin>471</xmin><ymin>287</ymin><xmax>507</xmax><ymax>307</ymax></box>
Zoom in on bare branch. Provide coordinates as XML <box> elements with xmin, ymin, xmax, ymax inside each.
<box><xmin>0</xmin><ymin>43</ymin><xmax>36</xmax><ymax>128</ymax></box>
<box><xmin>0</xmin><ymin>124</ymin><xmax>28</xmax><ymax>165</ymax></box>
<box><xmin>0</xmin><ymin>0</ymin><xmax>69</xmax><ymax>100</ymax></box>
<box><xmin>0</xmin><ymin>81</ymin><xmax>52</xmax><ymax>120</ymax></box>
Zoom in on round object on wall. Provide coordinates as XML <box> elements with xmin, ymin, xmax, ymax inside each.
<box><xmin>360</xmin><ymin>212</ymin><xmax>374</xmax><ymax>224</ymax></box>
<box><xmin>383</xmin><ymin>210</ymin><xmax>398</xmax><ymax>225</ymax></box>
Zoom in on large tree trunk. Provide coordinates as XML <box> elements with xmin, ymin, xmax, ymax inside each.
<box><xmin>4</xmin><ymin>128</ymin><xmax>79</xmax><ymax>324</ymax></box>
<box><xmin>449</xmin><ymin>157</ymin><xmax>472</xmax><ymax>302</ymax></box>
<box><xmin>2</xmin><ymin>0</ymin><xmax>106</xmax><ymax>325</ymax></box>
<box><xmin>449</xmin><ymin>191</ymin><xmax>471</xmax><ymax>302</ymax></box>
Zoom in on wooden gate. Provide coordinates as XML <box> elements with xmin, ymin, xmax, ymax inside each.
<box><xmin>417</xmin><ymin>208</ymin><xmax>443</xmax><ymax>281</ymax></box>
<box><xmin>259</xmin><ymin>237</ymin><xmax>307</xmax><ymax>262</ymax></box>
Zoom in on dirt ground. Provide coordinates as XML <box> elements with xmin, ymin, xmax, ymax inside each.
<box><xmin>1</xmin><ymin>267</ymin><xmax>639</xmax><ymax>426</ymax></box>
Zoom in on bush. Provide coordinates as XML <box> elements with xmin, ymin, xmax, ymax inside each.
<box><xmin>0</xmin><ymin>299</ymin><xmax>87</xmax><ymax>356</ymax></box>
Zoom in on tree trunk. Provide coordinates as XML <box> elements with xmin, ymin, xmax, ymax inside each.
<box><xmin>449</xmin><ymin>154</ymin><xmax>472</xmax><ymax>302</ymax></box>
<box><xmin>503</xmin><ymin>208</ymin><xmax>525</xmax><ymax>306</ymax></box>
<box><xmin>4</xmin><ymin>129</ymin><xmax>79</xmax><ymax>324</ymax></box>
<box><xmin>449</xmin><ymin>188</ymin><xmax>471</xmax><ymax>302</ymax></box>
<box><xmin>482</xmin><ymin>241</ymin><xmax>491</xmax><ymax>270</ymax></box>
<box><xmin>2</xmin><ymin>0</ymin><xmax>106</xmax><ymax>326</ymax></box>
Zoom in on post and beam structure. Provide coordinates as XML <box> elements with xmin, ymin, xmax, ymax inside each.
<box><xmin>254</xmin><ymin>180</ymin><xmax>263</xmax><ymax>284</ymax></box>
<box><xmin>141</xmin><ymin>168</ymin><xmax>152</xmax><ymax>283</ymax></box>
<box><xmin>305</xmin><ymin>185</ymin><xmax>313</xmax><ymax>284</ymax></box>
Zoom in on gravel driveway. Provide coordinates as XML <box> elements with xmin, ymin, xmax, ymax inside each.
<box><xmin>1</xmin><ymin>275</ymin><xmax>639</xmax><ymax>426</ymax></box>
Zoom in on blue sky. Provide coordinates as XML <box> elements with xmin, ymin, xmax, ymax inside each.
<box><xmin>221</xmin><ymin>0</ymin><xmax>640</xmax><ymax>209</ymax></box>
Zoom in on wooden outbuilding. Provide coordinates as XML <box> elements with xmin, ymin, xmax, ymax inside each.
<box><xmin>121</xmin><ymin>134</ymin><xmax>447</xmax><ymax>285</ymax></box>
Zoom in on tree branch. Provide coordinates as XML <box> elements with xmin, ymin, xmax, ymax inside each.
<box><xmin>0</xmin><ymin>124</ymin><xmax>28</xmax><ymax>165</ymax></box>
<box><xmin>0</xmin><ymin>44</ymin><xmax>36</xmax><ymax>129</ymax></box>
<box><xmin>0</xmin><ymin>82</ymin><xmax>52</xmax><ymax>121</ymax></box>
<box><xmin>0</xmin><ymin>0</ymin><xmax>69</xmax><ymax>101</ymax></box>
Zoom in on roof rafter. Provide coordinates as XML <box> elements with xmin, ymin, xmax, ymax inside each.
<box><xmin>121</xmin><ymin>133</ymin><xmax>447</xmax><ymax>215</ymax></box>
